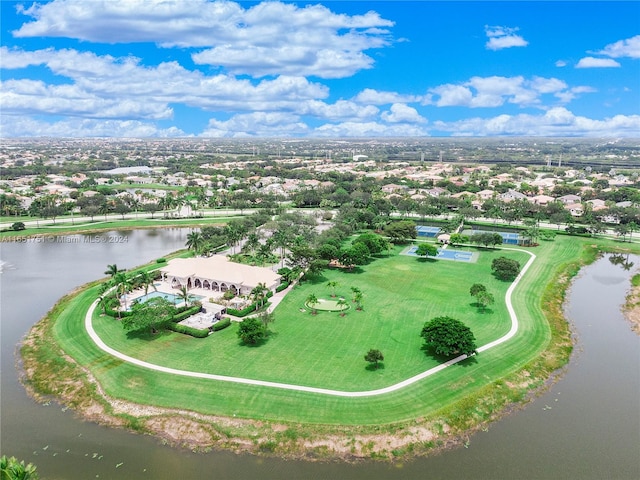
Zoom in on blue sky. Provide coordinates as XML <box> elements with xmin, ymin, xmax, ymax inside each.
<box><xmin>1</xmin><ymin>0</ymin><xmax>638</xmax><ymax>138</ymax></box>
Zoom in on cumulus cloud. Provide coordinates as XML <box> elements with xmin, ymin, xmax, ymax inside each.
<box><xmin>0</xmin><ymin>117</ymin><xmax>187</xmax><ymax>138</ymax></box>
<box><xmin>434</xmin><ymin>107</ymin><xmax>640</xmax><ymax>137</ymax></box>
<box><xmin>576</xmin><ymin>57</ymin><xmax>621</xmax><ymax>68</ymax></box>
<box><xmin>201</xmin><ymin>112</ymin><xmax>309</xmax><ymax>137</ymax></box>
<box><xmin>381</xmin><ymin>103</ymin><xmax>426</xmax><ymax>123</ymax></box>
<box><xmin>314</xmin><ymin>121</ymin><xmax>428</xmax><ymax>137</ymax></box>
<box><xmin>352</xmin><ymin>88</ymin><xmax>421</xmax><ymax>105</ymax></box>
<box><xmin>0</xmin><ymin>47</ymin><xmax>331</xmax><ymax>119</ymax></box>
<box><xmin>485</xmin><ymin>25</ymin><xmax>528</xmax><ymax>51</ymax></box>
<box><xmin>13</xmin><ymin>0</ymin><xmax>394</xmax><ymax>78</ymax></box>
<box><xmin>426</xmin><ymin>75</ymin><xmax>589</xmax><ymax>108</ymax></box>
<box><xmin>594</xmin><ymin>35</ymin><xmax>640</xmax><ymax>59</ymax></box>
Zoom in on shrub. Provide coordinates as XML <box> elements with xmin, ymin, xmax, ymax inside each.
<box><xmin>156</xmin><ymin>258</ymin><xmax>167</xmax><ymax>263</ymax></box>
<box><xmin>212</xmin><ymin>317</ymin><xmax>231</xmax><ymax>331</ymax></box>
<box><xmin>168</xmin><ymin>322</ymin><xmax>209</xmax><ymax>338</ymax></box>
<box><xmin>227</xmin><ymin>303</ymin><xmax>257</xmax><ymax>317</ymax></box>
<box><xmin>11</xmin><ymin>222</ymin><xmax>26</xmax><ymax>231</ymax></box>
<box><xmin>275</xmin><ymin>281</ymin><xmax>290</xmax><ymax>293</ymax></box>
<box><xmin>172</xmin><ymin>305</ymin><xmax>202</xmax><ymax>322</ymax></box>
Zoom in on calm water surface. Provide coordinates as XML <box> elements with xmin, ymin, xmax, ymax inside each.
<box><xmin>1</xmin><ymin>231</ymin><xmax>638</xmax><ymax>479</ymax></box>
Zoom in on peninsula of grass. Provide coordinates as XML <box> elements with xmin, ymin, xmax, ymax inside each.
<box><xmin>21</xmin><ymin>234</ymin><xmax>640</xmax><ymax>458</ymax></box>
<box><xmin>0</xmin><ymin>215</ymin><xmax>242</xmax><ymax>239</ymax></box>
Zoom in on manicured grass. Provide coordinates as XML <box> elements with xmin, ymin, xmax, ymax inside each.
<box><xmin>45</xmin><ymin>239</ymin><xmax>558</xmax><ymax>425</ymax></box>
<box><xmin>47</xmin><ymin>235</ymin><xmax>640</xmax><ymax>426</ymax></box>
<box><xmin>90</xmin><ymin>246</ymin><xmax>528</xmax><ymax>392</ymax></box>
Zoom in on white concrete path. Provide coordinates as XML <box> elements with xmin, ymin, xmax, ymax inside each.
<box><xmin>85</xmin><ymin>248</ymin><xmax>536</xmax><ymax>397</ymax></box>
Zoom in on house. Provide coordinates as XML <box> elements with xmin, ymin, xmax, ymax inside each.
<box><xmin>530</xmin><ymin>194</ymin><xmax>555</xmax><ymax>205</ymax></box>
<box><xmin>381</xmin><ymin>183</ymin><xmax>407</xmax><ymax>194</ymax></box>
<box><xmin>557</xmin><ymin>194</ymin><xmax>582</xmax><ymax>205</ymax></box>
<box><xmin>160</xmin><ymin>256</ymin><xmax>281</xmax><ymax>297</ymax></box>
<box><xmin>499</xmin><ymin>189</ymin><xmax>528</xmax><ymax>202</ymax></box>
<box><xmin>565</xmin><ymin>202</ymin><xmax>584</xmax><ymax>217</ymax></box>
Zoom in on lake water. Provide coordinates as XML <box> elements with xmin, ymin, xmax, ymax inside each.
<box><xmin>1</xmin><ymin>230</ymin><xmax>638</xmax><ymax>479</ymax></box>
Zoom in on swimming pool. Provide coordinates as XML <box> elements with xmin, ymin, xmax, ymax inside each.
<box><xmin>131</xmin><ymin>290</ymin><xmax>203</xmax><ymax>306</ymax></box>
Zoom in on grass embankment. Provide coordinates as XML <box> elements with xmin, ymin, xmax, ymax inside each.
<box><xmin>0</xmin><ymin>216</ymin><xmax>240</xmax><ymax>238</ymax></box>
<box><xmin>21</xmin><ymin>236</ymin><xmax>639</xmax><ymax>459</ymax></box>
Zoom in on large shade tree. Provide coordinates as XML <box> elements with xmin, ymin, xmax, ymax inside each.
<box><xmin>420</xmin><ymin>316</ymin><xmax>477</xmax><ymax>357</ymax></box>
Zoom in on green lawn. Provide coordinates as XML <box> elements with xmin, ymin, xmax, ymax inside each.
<box><xmin>50</xmin><ymin>235</ymin><xmax>635</xmax><ymax>425</ymax></box>
<box><xmin>90</xmin><ymin>246</ymin><xmax>527</xmax><ymax>391</ymax></box>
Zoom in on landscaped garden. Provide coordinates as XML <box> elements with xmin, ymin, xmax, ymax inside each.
<box><xmin>47</xmin><ymin>235</ymin><xmax>580</xmax><ymax>427</ymax></box>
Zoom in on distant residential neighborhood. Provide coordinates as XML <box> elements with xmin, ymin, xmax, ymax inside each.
<box><xmin>1</xmin><ymin>138</ymin><xmax>639</xmax><ymax>237</ymax></box>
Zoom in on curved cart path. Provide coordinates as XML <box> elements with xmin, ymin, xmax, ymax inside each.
<box><xmin>85</xmin><ymin>248</ymin><xmax>536</xmax><ymax>397</ymax></box>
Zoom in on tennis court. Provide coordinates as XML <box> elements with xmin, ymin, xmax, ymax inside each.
<box><xmin>404</xmin><ymin>246</ymin><xmax>478</xmax><ymax>263</ymax></box>
<box><xmin>463</xmin><ymin>228</ymin><xmax>521</xmax><ymax>245</ymax></box>
<box><xmin>416</xmin><ymin>225</ymin><xmax>441</xmax><ymax>237</ymax></box>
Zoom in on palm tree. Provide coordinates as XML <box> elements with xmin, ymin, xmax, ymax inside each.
<box><xmin>306</xmin><ymin>293</ymin><xmax>318</xmax><ymax>315</ymax></box>
<box><xmin>0</xmin><ymin>455</ymin><xmax>39</xmax><ymax>480</ymax></box>
<box><xmin>186</xmin><ymin>230</ymin><xmax>204</xmax><ymax>254</ymax></box>
<box><xmin>113</xmin><ymin>272</ymin><xmax>132</xmax><ymax>318</ymax></box>
<box><xmin>350</xmin><ymin>286</ymin><xmax>361</xmax><ymax>303</ymax></box>
<box><xmin>251</xmin><ymin>282</ymin><xmax>269</xmax><ymax>309</ymax></box>
<box><xmin>177</xmin><ymin>285</ymin><xmax>191</xmax><ymax>307</ymax></box>
<box><xmin>354</xmin><ymin>291</ymin><xmax>364</xmax><ymax>311</ymax></box>
<box><xmin>104</xmin><ymin>263</ymin><xmax>122</xmax><ymax>278</ymax></box>
<box><xmin>326</xmin><ymin>281</ymin><xmax>339</xmax><ymax>298</ymax></box>
<box><xmin>336</xmin><ymin>297</ymin><xmax>348</xmax><ymax>317</ymax></box>
<box><xmin>136</xmin><ymin>270</ymin><xmax>157</xmax><ymax>296</ymax></box>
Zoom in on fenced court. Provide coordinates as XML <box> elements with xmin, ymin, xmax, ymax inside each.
<box><xmin>403</xmin><ymin>245</ymin><xmax>478</xmax><ymax>263</ymax></box>
<box><xmin>463</xmin><ymin>228</ymin><xmax>521</xmax><ymax>245</ymax></box>
<box><xmin>416</xmin><ymin>225</ymin><xmax>441</xmax><ymax>237</ymax></box>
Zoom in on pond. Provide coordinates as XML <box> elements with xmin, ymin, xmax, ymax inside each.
<box><xmin>1</xmin><ymin>231</ymin><xmax>638</xmax><ymax>479</ymax></box>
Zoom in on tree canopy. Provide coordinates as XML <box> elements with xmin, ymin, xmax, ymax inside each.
<box><xmin>364</xmin><ymin>349</ymin><xmax>384</xmax><ymax>369</ymax></box>
<box><xmin>491</xmin><ymin>256</ymin><xmax>521</xmax><ymax>281</ymax></box>
<box><xmin>384</xmin><ymin>220</ymin><xmax>417</xmax><ymax>243</ymax></box>
<box><xmin>415</xmin><ymin>243</ymin><xmax>438</xmax><ymax>258</ymax></box>
<box><xmin>122</xmin><ymin>297</ymin><xmax>175</xmax><ymax>335</ymax></box>
<box><xmin>237</xmin><ymin>317</ymin><xmax>267</xmax><ymax>345</ymax></box>
<box><xmin>420</xmin><ymin>316</ymin><xmax>477</xmax><ymax>357</ymax></box>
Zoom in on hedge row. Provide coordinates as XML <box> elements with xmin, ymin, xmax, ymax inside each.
<box><xmin>227</xmin><ymin>303</ymin><xmax>256</xmax><ymax>317</ymax></box>
<box><xmin>212</xmin><ymin>317</ymin><xmax>231</xmax><ymax>331</ymax></box>
<box><xmin>168</xmin><ymin>322</ymin><xmax>209</xmax><ymax>338</ymax></box>
<box><xmin>275</xmin><ymin>281</ymin><xmax>290</xmax><ymax>293</ymax></box>
<box><xmin>227</xmin><ymin>300</ymin><xmax>272</xmax><ymax>317</ymax></box>
<box><xmin>172</xmin><ymin>304</ymin><xmax>202</xmax><ymax>322</ymax></box>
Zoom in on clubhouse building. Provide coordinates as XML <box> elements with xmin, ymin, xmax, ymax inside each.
<box><xmin>159</xmin><ymin>256</ymin><xmax>281</xmax><ymax>297</ymax></box>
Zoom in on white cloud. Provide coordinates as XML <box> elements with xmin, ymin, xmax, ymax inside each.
<box><xmin>428</xmin><ymin>84</ymin><xmax>474</xmax><ymax>107</ymax></box>
<box><xmin>434</xmin><ymin>108</ymin><xmax>640</xmax><ymax>137</ymax></box>
<box><xmin>300</xmin><ymin>100</ymin><xmax>378</xmax><ymax>121</ymax></box>
<box><xmin>0</xmin><ymin>47</ymin><xmax>332</xmax><ymax>119</ymax></box>
<box><xmin>485</xmin><ymin>25</ymin><xmax>528</xmax><ymax>51</ymax></box>
<box><xmin>353</xmin><ymin>88</ymin><xmax>421</xmax><ymax>105</ymax></box>
<box><xmin>576</xmin><ymin>57</ymin><xmax>621</xmax><ymax>68</ymax></box>
<box><xmin>427</xmin><ymin>76</ymin><xmax>586</xmax><ymax>108</ymax></box>
<box><xmin>555</xmin><ymin>60</ymin><xmax>568</xmax><ymax>68</ymax></box>
<box><xmin>201</xmin><ymin>112</ymin><xmax>309</xmax><ymax>137</ymax></box>
<box><xmin>594</xmin><ymin>35</ymin><xmax>640</xmax><ymax>59</ymax></box>
<box><xmin>314</xmin><ymin>121</ymin><xmax>428</xmax><ymax>137</ymax></box>
<box><xmin>13</xmin><ymin>0</ymin><xmax>394</xmax><ymax>78</ymax></box>
<box><xmin>381</xmin><ymin>104</ymin><xmax>426</xmax><ymax>123</ymax></box>
<box><xmin>0</xmin><ymin>117</ymin><xmax>187</xmax><ymax>137</ymax></box>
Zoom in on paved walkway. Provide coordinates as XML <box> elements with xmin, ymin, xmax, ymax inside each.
<box><xmin>85</xmin><ymin>247</ymin><xmax>536</xmax><ymax>397</ymax></box>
